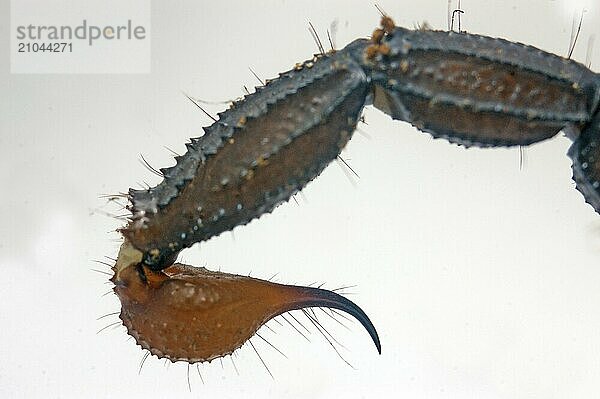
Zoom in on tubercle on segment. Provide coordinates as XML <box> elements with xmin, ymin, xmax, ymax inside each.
<box><xmin>111</xmin><ymin>241</ymin><xmax>381</xmax><ymax>363</ymax></box>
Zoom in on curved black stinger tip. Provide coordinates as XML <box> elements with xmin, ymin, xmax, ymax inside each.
<box><xmin>295</xmin><ymin>286</ymin><xmax>382</xmax><ymax>354</ymax></box>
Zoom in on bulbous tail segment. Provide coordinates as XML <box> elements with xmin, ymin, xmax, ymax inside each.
<box><xmin>570</xmin><ymin>109</ymin><xmax>600</xmax><ymax>214</ymax></box>
<box><xmin>112</xmin><ymin>260</ymin><xmax>381</xmax><ymax>363</ymax></box>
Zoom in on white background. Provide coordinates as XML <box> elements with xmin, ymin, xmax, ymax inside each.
<box><xmin>1</xmin><ymin>0</ymin><xmax>600</xmax><ymax>398</ymax></box>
